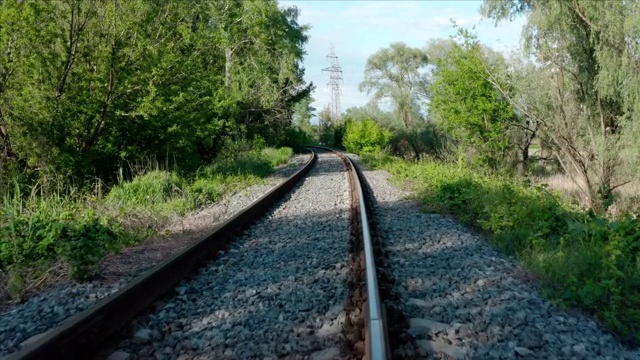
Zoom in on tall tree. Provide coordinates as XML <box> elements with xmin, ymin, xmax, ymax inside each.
<box><xmin>0</xmin><ymin>0</ymin><xmax>311</xmax><ymax>187</ymax></box>
<box><xmin>359</xmin><ymin>42</ymin><xmax>429</xmax><ymax>129</ymax></box>
<box><xmin>428</xmin><ymin>31</ymin><xmax>520</xmax><ymax>171</ymax></box>
<box><xmin>359</xmin><ymin>42</ymin><xmax>430</xmax><ymax>158</ymax></box>
<box><xmin>291</xmin><ymin>94</ymin><xmax>315</xmax><ymax>134</ymax></box>
<box><xmin>482</xmin><ymin>0</ymin><xmax>640</xmax><ymax>212</ymax></box>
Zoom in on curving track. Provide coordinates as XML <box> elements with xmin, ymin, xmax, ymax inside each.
<box><xmin>352</xmin><ymin>158</ymin><xmax>640</xmax><ymax>360</ymax></box>
<box><xmin>5</xmin><ymin>149</ymin><xmax>390</xmax><ymax>360</ymax></box>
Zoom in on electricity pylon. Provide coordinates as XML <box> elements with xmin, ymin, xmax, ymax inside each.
<box><xmin>322</xmin><ymin>44</ymin><xmax>343</xmax><ymax>120</ymax></box>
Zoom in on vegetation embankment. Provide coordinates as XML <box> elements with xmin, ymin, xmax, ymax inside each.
<box><xmin>314</xmin><ymin>0</ymin><xmax>640</xmax><ymax>344</ymax></box>
<box><xmin>1</xmin><ymin>144</ymin><xmax>293</xmax><ymax>298</ymax></box>
<box><xmin>0</xmin><ymin>0</ymin><xmax>312</xmax><ymax>299</ymax></box>
<box><xmin>362</xmin><ymin>154</ymin><xmax>640</xmax><ymax>344</ymax></box>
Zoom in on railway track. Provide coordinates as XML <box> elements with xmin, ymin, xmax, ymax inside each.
<box><xmin>6</xmin><ymin>148</ymin><xmax>390</xmax><ymax>360</ymax></box>
<box><xmin>6</xmin><ymin>147</ymin><xmax>638</xmax><ymax>359</ymax></box>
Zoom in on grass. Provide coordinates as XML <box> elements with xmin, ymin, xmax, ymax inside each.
<box><xmin>363</xmin><ymin>152</ymin><xmax>640</xmax><ymax>345</ymax></box>
<box><xmin>531</xmin><ymin>172</ymin><xmax>640</xmax><ymax>216</ymax></box>
<box><xmin>0</xmin><ymin>146</ymin><xmax>293</xmax><ymax>298</ymax></box>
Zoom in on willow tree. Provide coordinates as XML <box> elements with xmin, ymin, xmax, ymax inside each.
<box><xmin>482</xmin><ymin>0</ymin><xmax>640</xmax><ymax>213</ymax></box>
<box><xmin>359</xmin><ymin>42</ymin><xmax>429</xmax><ymax>129</ymax></box>
<box><xmin>359</xmin><ymin>42</ymin><xmax>430</xmax><ymax>158</ymax></box>
<box><xmin>212</xmin><ymin>0</ymin><xmax>312</xmax><ymax>140</ymax></box>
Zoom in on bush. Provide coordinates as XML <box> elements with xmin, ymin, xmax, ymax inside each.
<box><xmin>55</xmin><ymin>218</ymin><xmax>117</xmax><ymax>281</ymax></box>
<box><xmin>319</xmin><ymin>123</ymin><xmax>346</xmax><ymax>149</ymax></box>
<box><xmin>343</xmin><ymin>119</ymin><xmax>391</xmax><ymax>155</ymax></box>
<box><xmin>0</xmin><ymin>143</ymin><xmax>295</xmax><ymax>291</ymax></box>
<box><xmin>366</xmin><ymin>156</ymin><xmax>640</xmax><ymax>344</ymax></box>
<box><xmin>188</xmin><ymin>176</ymin><xmax>226</xmax><ymax>207</ymax></box>
<box><xmin>281</xmin><ymin>127</ymin><xmax>313</xmax><ymax>152</ymax></box>
<box><xmin>261</xmin><ymin>147</ymin><xmax>293</xmax><ymax>168</ymax></box>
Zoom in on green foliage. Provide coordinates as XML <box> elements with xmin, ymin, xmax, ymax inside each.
<box><xmin>106</xmin><ymin>143</ymin><xmax>293</xmax><ymax>212</ymax></box>
<box><xmin>0</xmin><ymin>145</ymin><xmax>293</xmax><ymax>289</ymax></box>
<box><xmin>0</xmin><ymin>189</ymin><xmax>121</xmax><ymax>281</ymax></box>
<box><xmin>428</xmin><ymin>31</ymin><xmax>517</xmax><ymax>171</ymax></box>
<box><xmin>107</xmin><ymin>171</ymin><xmax>187</xmax><ymax>212</ymax></box>
<box><xmin>291</xmin><ymin>95</ymin><xmax>315</xmax><ymax>135</ymax></box>
<box><xmin>55</xmin><ymin>218</ymin><xmax>117</xmax><ymax>281</ymax></box>
<box><xmin>482</xmin><ymin>0</ymin><xmax>640</xmax><ymax>213</ymax></box>
<box><xmin>0</xmin><ymin>0</ymin><xmax>310</xmax><ymax>188</ymax></box>
<box><xmin>359</xmin><ymin>42</ymin><xmax>429</xmax><ymax>129</ymax></box>
<box><xmin>280</xmin><ymin>127</ymin><xmax>313</xmax><ymax>152</ymax></box>
<box><xmin>367</xmin><ymin>156</ymin><xmax>640</xmax><ymax>344</ymax></box>
<box><xmin>353</xmin><ymin>42</ymin><xmax>459</xmax><ymax>161</ymax></box>
<box><xmin>261</xmin><ymin>147</ymin><xmax>294</xmax><ymax>168</ymax></box>
<box><xmin>343</xmin><ymin>119</ymin><xmax>391</xmax><ymax>155</ymax></box>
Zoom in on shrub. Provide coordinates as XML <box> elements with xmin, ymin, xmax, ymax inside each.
<box><xmin>0</xmin><ymin>191</ymin><xmax>120</xmax><ymax>282</ymax></box>
<box><xmin>281</xmin><ymin>127</ymin><xmax>313</xmax><ymax>152</ymax></box>
<box><xmin>188</xmin><ymin>177</ymin><xmax>226</xmax><ymax>207</ymax></box>
<box><xmin>343</xmin><ymin>119</ymin><xmax>391</xmax><ymax>155</ymax></box>
<box><xmin>55</xmin><ymin>217</ymin><xmax>117</xmax><ymax>281</ymax></box>
<box><xmin>0</xmin><ymin>144</ymin><xmax>295</xmax><ymax>291</ymax></box>
<box><xmin>261</xmin><ymin>147</ymin><xmax>293</xmax><ymax>168</ymax></box>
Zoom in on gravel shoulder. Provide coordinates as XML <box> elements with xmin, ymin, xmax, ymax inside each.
<box><xmin>355</xmin><ymin>163</ymin><xmax>640</xmax><ymax>360</ymax></box>
<box><xmin>105</xmin><ymin>151</ymin><xmax>351</xmax><ymax>359</ymax></box>
<box><xmin>0</xmin><ymin>154</ymin><xmax>309</xmax><ymax>357</ymax></box>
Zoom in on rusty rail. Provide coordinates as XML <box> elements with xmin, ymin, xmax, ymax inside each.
<box><xmin>311</xmin><ymin>146</ymin><xmax>389</xmax><ymax>360</ymax></box>
<box><xmin>7</xmin><ymin>150</ymin><xmax>317</xmax><ymax>360</ymax></box>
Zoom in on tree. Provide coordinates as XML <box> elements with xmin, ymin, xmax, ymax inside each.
<box><xmin>428</xmin><ymin>31</ymin><xmax>519</xmax><ymax>171</ymax></box>
<box><xmin>359</xmin><ymin>42</ymin><xmax>430</xmax><ymax>158</ymax></box>
<box><xmin>359</xmin><ymin>42</ymin><xmax>429</xmax><ymax>129</ymax></box>
<box><xmin>482</xmin><ymin>0</ymin><xmax>640</xmax><ymax>212</ymax></box>
<box><xmin>291</xmin><ymin>94</ymin><xmax>315</xmax><ymax>134</ymax></box>
<box><xmin>0</xmin><ymin>0</ymin><xmax>311</xmax><ymax>189</ymax></box>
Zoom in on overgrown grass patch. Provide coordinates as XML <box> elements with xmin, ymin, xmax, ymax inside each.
<box><xmin>0</xmin><ymin>187</ymin><xmax>138</xmax><ymax>286</ymax></box>
<box><xmin>363</xmin><ymin>154</ymin><xmax>640</xmax><ymax>344</ymax></box>
<box><xmin>1</xmin><ymin>146</ymin><xmax>294</xmax><ymax>297</ymax></box>
<box><xmin>106</xmin><ymin>171</ymin><xmax>190</xmax><ymax>215</ymax></box>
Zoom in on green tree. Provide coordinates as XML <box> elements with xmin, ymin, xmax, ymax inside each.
<box><xmin>428</xmin><ymin>32</ymin><xmax>518</xmax><ymax>171</ymax></box>
<box><xmin>291</xmin><ymin>94</ymin><xmax>315</xmax><ymax>134</ymax></box>
<box><xmin>359</xmin><ymin>42</ymin><xmax>430</xmax><ymax>159</ymax></box>
<box><xmin>359</xmin><ymin>42</ymin><xmax>429</xmax><ymax>129</ymax></box>
<box><xmin>317</xmin><ymin>105</ymin><xmax>344</xmax><ymax>147</ymax></box>
<box><xmin>343</xmin><ymin>104</ymin><xmax>447</xmax><ymax>160</ymax></box>
<box><xmin>0</xmin><ymin>0</ymin><xmax>311</xmax><ymax>189</ymax></box>
<box><xmin>482</xmin><ymin>0</ymin><xmax>640</xmax><ymax>212</ymax></box>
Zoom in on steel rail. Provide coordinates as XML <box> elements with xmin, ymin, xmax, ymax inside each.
<box><xmin>310</xmin><ymin>146</ymin><xmax>389</xmax><ymax>360</ymax></box>
<box><xmin>7</xmin><ymin>150</ymin><xmax>317</xmax><ymax>360</ymax></box>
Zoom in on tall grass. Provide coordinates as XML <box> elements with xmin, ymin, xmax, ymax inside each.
<box><xmin>1</xmin><ymin>146</ymin><xmax>294</xmax><ymax>298</ymax></box>
<box><xmin>534</xmin><ymin>172</ymin><xmax>640</xmax><ymax>216</ymax></box>
<box><xmin>364</xmin><ymin>153</ymin><xmax>640</xmax><ymax>344</ymax></box>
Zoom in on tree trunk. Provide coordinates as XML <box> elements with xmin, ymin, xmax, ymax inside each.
<box><xmin>518</xmin><ymin>146</ymin><xmax>529</xmax><ymax>176</ymax></box>
<box><xmin>0</xmin><ymin>108</ymin><xmax>30</xmax><ymax>170</ymax></box>
<box><xmin>225</xmin><ymin>48</ymin><xmax>232</xmax><ymax>88</ymax></box>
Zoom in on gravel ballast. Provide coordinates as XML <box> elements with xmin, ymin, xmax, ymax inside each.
<box><xmin>0</xmin><ymin>154</ymin><xmax>310</xmax><ymax>357</ymax></box>
<box><xmin>107</xmin><ymin>151</ymin><xmax>352</xmax><ymax>359</ymax></box>
<box><xmin>358</xmin><ymin>165</ymin><xmax>640</xmax><ymax>360</ymax></box>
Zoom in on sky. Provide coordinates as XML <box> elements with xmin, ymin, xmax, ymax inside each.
<box><xmin>278</xmin><ymin>0</ymin><xmax>526</xmax><ymax>120</ymax></box>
